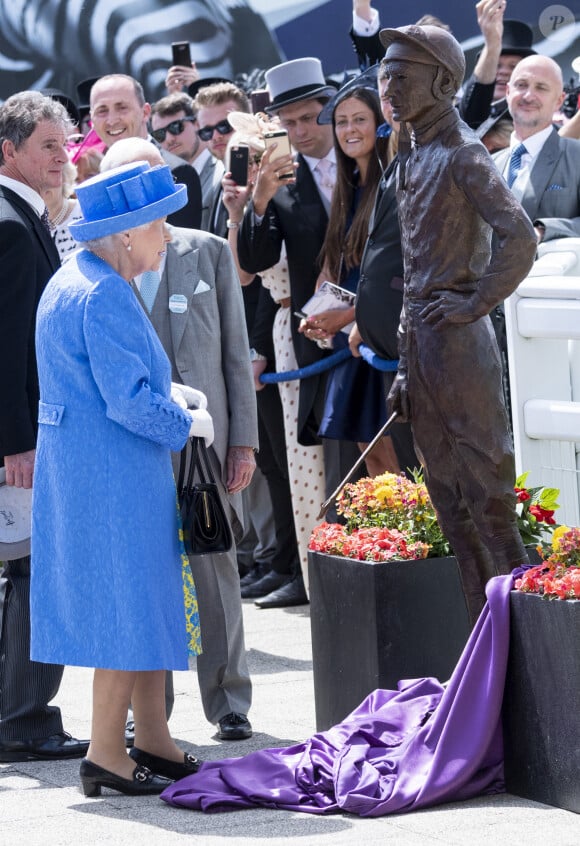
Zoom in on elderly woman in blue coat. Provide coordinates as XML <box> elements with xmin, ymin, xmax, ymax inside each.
<box><xmin>30</xmin><ymin>161</ymin><xmax>214</xmax><ymax>796</ymax></box>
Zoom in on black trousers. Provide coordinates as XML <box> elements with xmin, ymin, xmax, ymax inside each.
<box><xmin>254</xmin><ymin>383</ymin><xmax>301</xmax><ymax>578</ymax></box>
<box><xmin>0</xmin><ymin>556</ymin><xmax>64</xmax><ymax>741</ymax></box>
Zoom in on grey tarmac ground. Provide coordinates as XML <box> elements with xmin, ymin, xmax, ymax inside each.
<box><xmin>1</xmin><ymin>598</ymin><xmax>579</xmax><ymax>846</ymax></box>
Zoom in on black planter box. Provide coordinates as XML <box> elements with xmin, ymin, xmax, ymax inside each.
<box><xmin>308</xmin><ymin>551</ymin><xmax>471</xmax><ymax>731</ymax></box>
<box><xmin>504</xmin><ymin>591</ymin><xmax>580</xmax><ymax>813</ymax></box>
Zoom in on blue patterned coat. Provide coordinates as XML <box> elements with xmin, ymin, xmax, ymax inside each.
<box><xmin>30</xmin><ymin>250</ymin><xmax>192</xmax><ymax>671</ymax></box>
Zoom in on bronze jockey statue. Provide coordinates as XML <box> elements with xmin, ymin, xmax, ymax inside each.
<box><xmin>381</xmin><ymin>24</ymin><xmax>537</xmax><ymax>624</ymax></box>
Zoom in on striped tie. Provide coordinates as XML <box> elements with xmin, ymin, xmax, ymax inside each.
<box><xmin>140</xmin><ymin>270</ymin><xmax>161</xmax><ymax>313</ymax></box>
<box><xmin>507</xmin><ymin>143</ymin><xmax>527</xmax><ymax>189</ymax></box>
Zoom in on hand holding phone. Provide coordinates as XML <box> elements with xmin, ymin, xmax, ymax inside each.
<box><xmin>171</xmin><ymin>41</ymin><xmax>192</xmax><ymax>67</ymax></box>
<box><xmin>228</xmin><ymin>145</ymin><xmax>249</xmax><ymax>186</ymax></box>
<box><xmin>263</xmin><ymin>130</ymin><xmax>294</xmax><ymax>180</ymax></box>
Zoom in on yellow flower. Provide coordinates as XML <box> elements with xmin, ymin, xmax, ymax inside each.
<box><xmin>552</xmin><ymin>524</ymin><xmax>570</xmax><ymax>550</ymax></box>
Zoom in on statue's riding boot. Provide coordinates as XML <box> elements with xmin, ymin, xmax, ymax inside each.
<box><xmin>455</xmin><ymin>554</ymin><xmax>491</xmax><ymax>628</ymax></box>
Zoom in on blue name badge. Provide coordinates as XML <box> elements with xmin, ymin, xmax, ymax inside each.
<box><xmin>169</xmin><ymin>294</ymin><xmax>188</xmax><ymax>314</ymax></box>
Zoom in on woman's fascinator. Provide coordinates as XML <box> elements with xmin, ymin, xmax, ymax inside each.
<box><xmin>226</xmin><ymin>111</ymin><xmax>280</xmax><ymax>153</ymax></box>
<box><xmin>69</xmin><ymin>161</ymin><xmax>187</xmax><ymax>242</ymax></box>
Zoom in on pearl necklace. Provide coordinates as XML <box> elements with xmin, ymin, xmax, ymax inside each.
<box><xmin>49</xmin><ymin>198</ymin><xmax>74</xmax><ymax>230</ymax></box>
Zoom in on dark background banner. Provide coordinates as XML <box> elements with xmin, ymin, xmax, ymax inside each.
<box><xmin>0</xmin><ymin>1</ymin><xmax>577</xmax><ymax>104</ymax></box>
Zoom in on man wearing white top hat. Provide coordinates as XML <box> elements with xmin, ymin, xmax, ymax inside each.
<box><xmin>238</xmin><ymin>58</ymin><xmax>364</xmax><ymax>608</ymax></box>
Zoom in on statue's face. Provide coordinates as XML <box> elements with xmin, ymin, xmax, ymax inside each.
<box><xmin>381</xmin><ymin>59</ymin><xmax>438</xmax><ymax>125</ymax></box>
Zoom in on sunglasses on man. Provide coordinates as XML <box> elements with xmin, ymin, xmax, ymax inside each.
<box><xmin>150</xmin><ymin>116</ymin><xmax>196</xmax><ymax>144</ymax></box>
<box><xmin>196</xmin><ymin>119</ymin><xmax>233</xmax><ymax>142</ymax></box>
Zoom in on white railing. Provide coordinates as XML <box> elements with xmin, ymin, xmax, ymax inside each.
<box><xmin>505</xmin><ymin>238</ymin><xmax>580</xmax><ymax>527</ymax></box>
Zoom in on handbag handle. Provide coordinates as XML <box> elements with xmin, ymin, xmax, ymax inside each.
<box><xmin>183</xmin><ymin>437</ymin><xmax>216</xmax><ymax>493</ymax></box>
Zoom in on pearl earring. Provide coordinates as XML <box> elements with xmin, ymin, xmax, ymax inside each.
<box><xmin>126</xmin><ymin>244</ymin><xmax>132</xmax><ymax>252</ymax></box>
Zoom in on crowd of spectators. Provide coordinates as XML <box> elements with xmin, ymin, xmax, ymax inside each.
<box><xmin>0</xmin><ymin>0</ymin><xmax>579</xmax><ymax>793</ymax></box>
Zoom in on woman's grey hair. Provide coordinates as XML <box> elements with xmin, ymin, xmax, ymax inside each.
<box><xmin>83</xmin><ymin>234</ymin><xmax>118</xmax><ymax>254</ymax></box>
<box><xmin>83</xmin><ymin>218</ymin><xmax>157</xmax><ymax>255</ymax></box>
<box><xmin>0</xmin><ymin>91</ymin><xmax>72</xmax><ymax>165</ymax></box>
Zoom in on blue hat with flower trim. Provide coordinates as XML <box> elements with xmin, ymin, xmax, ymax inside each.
<box><xmin>69</xmin><ymin>161</ymin><xmax>187</xmax><ymax>242</ymax></box>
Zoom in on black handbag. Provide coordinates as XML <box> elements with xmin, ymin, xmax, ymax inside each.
<box><xmin>178</xmin><ymin>437</ymin><xmax>232</xmax><ymax>556</ymax></box>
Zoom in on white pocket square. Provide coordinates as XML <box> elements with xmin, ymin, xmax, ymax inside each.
<box><xmin>193</xmin><ymin>280</ymin><xmax>211</xmax><ymax>294</ymax></box>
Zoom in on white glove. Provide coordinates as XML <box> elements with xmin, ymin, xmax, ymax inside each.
<box><xmin>188</xmin><ymin>408</ymin><xmax>214</xmax><ymax>447</ymax></box>
<box><xmin>170</xmin><ymin>383</ymin><xmax>188</xmax><ymax>409</ymax></box>
<box><xmin>170</xmin><ymin>382</ymin><xmax>208</xmax><ymax>410</ymax></box>
<box><xmin>180</xmin><ymin>384</ymin><xmax>208</xmax><ymax>410</ymax></box>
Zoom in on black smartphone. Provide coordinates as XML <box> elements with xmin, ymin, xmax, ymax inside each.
<box><xmin>250</xmin><ymin>89</ymin><xmax>271</xmax><ymax>113</ymax></box>
<box><xmin>171</xmin><ymin>41</ymin><xmax>192</xmax><ymax>67</ymax></box>
<box><xmin>263</xmin><ymin>129</ymin><xmax>293</xmax><ymax>179</ymax></box>
<box><xmin>229</xmin><ymin>145</ymin><xmax>249</xmax><ymax>186</ymax></box>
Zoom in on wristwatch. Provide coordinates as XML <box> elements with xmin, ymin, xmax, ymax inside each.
<box><xmin>249</xmin><ymin>348</ymin><xmax>267</xmax><ymax>362</ymax></box>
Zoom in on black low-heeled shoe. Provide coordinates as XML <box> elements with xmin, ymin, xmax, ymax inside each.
<box><xmin>79</xmin><ymin>757</ymin><xmax>173</xmax><ymax>797</ymax></box>
<box><xmin>129</xmin><ymin>746</ymin><xmax>201</xmax><ymax>780</ymax></box>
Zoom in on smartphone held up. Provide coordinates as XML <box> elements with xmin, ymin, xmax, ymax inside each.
<box><xmin>228</xmin><ymin>145</ymin><xmax>249</xmax><ymax>186</ymax></box>
<box><xmin>171</xmin><ymin>41</ymin><xmax>192</xmax><ymax>67</ymax></box>
<box><xmin>263</xmin><ymin>130</ymin><xmax>294</xmax><ymax>180</ymax></box>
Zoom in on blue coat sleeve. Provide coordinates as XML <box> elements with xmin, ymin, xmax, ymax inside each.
<box><xmin>82</xmin><ymin>274</ymin><xmax>191</xmax><ymax>451</ymax></box>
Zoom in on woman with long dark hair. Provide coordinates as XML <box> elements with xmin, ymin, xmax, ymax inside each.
<box><xmin>301</xmin><ymin>83</ymin><xmax>398</xmax><ymax>476</ymax></box>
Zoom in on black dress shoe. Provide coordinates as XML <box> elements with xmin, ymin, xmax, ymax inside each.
<box><xmin>241</xmin><ymin>570</ymin><xmax>289</xmax><ymax>599</ymax></box>
<box><xmin>217</xmin><ymin>712</ymin><xmax>252</xmax><ymax>740</ymax></box>
<box><xmin>80</xmin><ymin>757</ymin><xmax>172</xmax><ymax>797</ymax></box>
<box><xmin>129</xmin><ymin>746</ymin><xmax>201</xmax><ymax>779</ymax></box>
<box><xmin>0</xmin><ymin>732</ymin><xmax>90</xmax><ymax>763</ymax></box>
<box><xmin>239</xmin><ymin>564</ymin><xmax>269</xmax><ymax>588</ymax></box>
<box><xmin>254</xmin><ymin>576</ymin><xmax>309</xmax><ymax>609</ymax></box>
<box><xmin>124</xmin><ymin>719</ymin><xmax>135</xmax><ymax>748</ymax></box>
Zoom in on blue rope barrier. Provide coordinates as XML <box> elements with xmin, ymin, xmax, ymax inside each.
<box><xmin>259</xmin><ymin>347</ymin><xmax>351</xmax><ymax>384</ymax></box>
<box><xmin>358</xmin><ymin>345</ymin><xmax>399</xmax><ymax>372</ymax></box>
<box><xmin>259</xmin><ymin>344</ymin><xmax>399</xmax><ymax>384</ymax></box>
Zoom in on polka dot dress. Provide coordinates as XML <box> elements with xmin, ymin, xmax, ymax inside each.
<box><xmin>261</xmin><ymin>246</ymin><xmax>325</xmax><ymax>594</ymax></box>
<box><xmin>51</xmin><ymin>199</ymin><xmax>83</xmax><ymax>262</ymax></box>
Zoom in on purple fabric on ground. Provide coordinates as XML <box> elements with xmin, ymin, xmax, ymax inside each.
<box><xmin>161</xmin><ymin>574</ymin><xmax>512</xmax><ymax>816</ymax></box>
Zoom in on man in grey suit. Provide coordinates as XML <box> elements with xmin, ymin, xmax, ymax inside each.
<box><xmin>491</xmin><ymin>54</ymin><xmax>580</xmax><ymax>421</ymax></box>
<box><xmin>101</xmin><ymin>139</ymin><xmax>258</xmax><ymax>742</ymax></box>
<box><xmin>493</xmin><ymin>54</ymin><xmax>580</xmax><ymax>241</ymax></box>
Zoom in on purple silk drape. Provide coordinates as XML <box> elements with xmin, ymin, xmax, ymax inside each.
<box><xmin>162</xmin><ymin>574</ymin><xmax>513</xmax><ymax>816</ymax></box>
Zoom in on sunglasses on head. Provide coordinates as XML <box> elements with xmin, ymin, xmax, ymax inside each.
<box><xmin>196</xmin><ymin>119</ymin><xmax>232</xmax><ymax>142</ymax></box>
<box><xmin>150</xmin><ymin>116</ymin><xmax>196</xmax><ymax>143</ymax></box>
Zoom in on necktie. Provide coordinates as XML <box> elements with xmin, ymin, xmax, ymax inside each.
<box><xmin>40</xmin><ymin>206</ymin><xmax>51</xmax><ymax>232</ymax></box>
<box><xmin>140</xmin><ymin>270</ymin><xmax>161</xmax><ymax>313</ymax></box>
<box><xmin>507</xmin><ymin>143</ymin><xmax>527</xmax><ymax>189</ymax></box>
<box><xmin>315</xmin><ymin>158</ymin><xmax>335</xmax><ymax>203</ymax></box>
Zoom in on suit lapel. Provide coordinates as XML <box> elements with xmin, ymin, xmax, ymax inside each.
<box><xmin>2</xmin><ymin>187</ymin><xmax>60</xmax><ymax>271</ymax></box>
<box><xmin>165</xmin><ymin>231</ymin><xmax>199</xmax><ymax>356</ymax></box>
<box><xmin>520</xmin><ymin>130</ymin><xmax>561</xmax><ymax>222</ymax></box>
<box><xmin>289</xmin><ymin>155</ymin><xmax>328</xmax><ymax>231</ymax></box>
<box><xmin>492</xmin><ymin>148</ymin><xmax>510</xmax><ymax>183</ymax></box>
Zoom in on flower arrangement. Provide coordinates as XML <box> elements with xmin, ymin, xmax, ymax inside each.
<box><xmin>514</xmin><ymin>471</ymin><xmax>559</xmax><ymax>545</ymax></box>
<box><xmin>515</xmin><ymin>525</ymin><xmax>580</xmax><ymax>599</ymax></box>
<box><xmin>309</xmin><ymin>471</ymin><xmax>449</xmax><ymax>562</ymax></box>
<box><xmin>309</xmin><ymin>470</ymin><xmax>560</xmax><ymax>564</ymax></box>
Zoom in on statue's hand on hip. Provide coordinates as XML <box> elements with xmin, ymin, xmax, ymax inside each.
<box><xmin>420</xmin><ymin>290</ymin><xmax>487</xmax><ymax>329</ymax></box>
